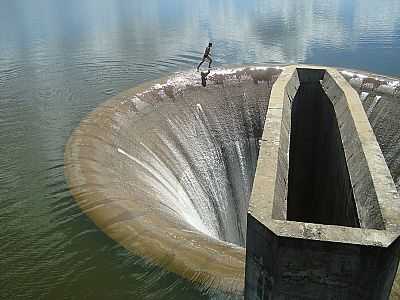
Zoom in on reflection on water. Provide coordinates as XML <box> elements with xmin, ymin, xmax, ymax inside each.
<box><xmin>0</xmin><ymin>0</ymin><xmax>399</xmax><ymax>299</ymax></box>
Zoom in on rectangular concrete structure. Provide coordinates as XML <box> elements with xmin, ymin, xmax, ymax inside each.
<box><xmin>245</xmin><ymin>66</ymin><xmax>400</xmax><ymax>299</ymax></box>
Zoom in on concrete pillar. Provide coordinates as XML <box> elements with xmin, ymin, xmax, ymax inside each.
<box><xmin>245</xmin><ymin>66</ymin><xmax>400</xmax><ymax>299</ymax></box>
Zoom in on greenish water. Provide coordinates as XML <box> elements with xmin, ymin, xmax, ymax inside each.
<box><xmin>1</xmin><ymin>0</ymin><xmax>400</xmax><ymax>299</ymax></box>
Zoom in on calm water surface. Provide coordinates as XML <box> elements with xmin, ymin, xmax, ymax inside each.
<box><xmin>1</xmin><ymin>0</ymin><xmax>400</xmax><ymax>299</ymax></box>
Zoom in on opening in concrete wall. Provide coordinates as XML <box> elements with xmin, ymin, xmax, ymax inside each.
<box><xmin>287</xmin><ymin>72</ymin><xmax>360</xmax><ymax>228</ymax></box>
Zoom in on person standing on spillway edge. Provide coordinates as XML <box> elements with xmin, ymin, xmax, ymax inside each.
<box><xmin>197</xmin><ymin>42</ymin><xmax>213</xmax><ymax>71</ymax></box>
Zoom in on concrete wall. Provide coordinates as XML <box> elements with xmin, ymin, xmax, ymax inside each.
<box><xmin>245</xmin><ymin>66</ymin><xmax>400</xmax><ymax>300</ymax></box>
<box><xmin>287</xmin><ymin>82</ymin><xmax>359</xmax><ymax>227</ymax></box>
<box><xmin>246</xmin><ymin>215</ymin><xmax>400</xmax><ymax>300</ymax></box>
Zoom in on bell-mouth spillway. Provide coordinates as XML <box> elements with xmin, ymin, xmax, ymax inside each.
<box><xmin>64</xmin><ymin>65</ymin><xmax>400</xmax><ymax>295</ymax></box>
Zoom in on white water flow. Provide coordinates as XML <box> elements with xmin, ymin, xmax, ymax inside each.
<box><xmin>111</xmin><ymin>73</ymin><xmax>270</xmax><ymax>246</ymax></box>
<box><xmin>65</xmin><ymin>66</ymin><xmax>400</xmax><ymax>294</ymax></box>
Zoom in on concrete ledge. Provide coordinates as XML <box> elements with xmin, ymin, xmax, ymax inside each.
<box><xmin>246</xmin><ymin>65</ymin><xmax>400</xmax><ymax>299</ymax></box>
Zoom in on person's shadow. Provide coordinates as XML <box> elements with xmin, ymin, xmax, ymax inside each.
<box><xmin>201</xmin><ymin>70</ymin><xmax>211</xmax><ymax>87</ymax></box>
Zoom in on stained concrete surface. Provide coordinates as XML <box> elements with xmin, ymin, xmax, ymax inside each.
<box><xmin>246</xmin><ymin>65</ymin><xmax>400</xmax><ymax>299</ymax></box>
<box><xmin>288</xmin><ymin>82</ymin><xmax>359</xmax><ymax>227</ymax></box>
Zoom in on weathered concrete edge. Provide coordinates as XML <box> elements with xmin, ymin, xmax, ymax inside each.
<box><xmin>249</xmin><ymin>65</ymin><xmax>296</xmax><ymax>224</ymax></box>
<box><xmin>248</xmin><ymin>64</ymin><xmax>400</xmax><ymax>247</ymax></box>
<box><xmin>324</xmin><ymin>68</ymin><xmax>400</xmax><ymax>234</ymax></box>
<box><xmin>322</xmin><ymin>69</ymin><xmax>385</xmax><ymax>230</ymax></box>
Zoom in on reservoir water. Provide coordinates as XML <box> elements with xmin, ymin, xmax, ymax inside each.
<box><xmin>1</xmin><ymin>1</ymin><xmax>400</xmax><ymax>299</ymax></box>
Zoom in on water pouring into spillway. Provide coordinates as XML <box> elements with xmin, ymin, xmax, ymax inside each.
<box><xmin>64</xmin><ymin>65</ymin><xmax>400</xmax><ymax>295</ymax></box>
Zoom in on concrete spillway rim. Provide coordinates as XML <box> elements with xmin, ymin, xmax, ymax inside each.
<box><xmin>64</xmin><ymin>65</ymin><xmax>289</xmax><ymax>294</ymax></box>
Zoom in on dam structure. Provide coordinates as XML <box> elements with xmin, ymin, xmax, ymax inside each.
<box><xmin>64</xmin><ymin>64</ymin><xmax>400</xmax><ymax>297</ymax></box>
<box><xmin>246</xmin><ymin>66</ymin><xmax>400</xmax><ymax>299</ymax></box>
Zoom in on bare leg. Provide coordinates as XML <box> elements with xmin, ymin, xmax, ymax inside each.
<box><xmin>207</xmin><ymin>56</ymin><xmax>212</xmax><ymax>69</ymax></box>
<box><xmin>197</xmin><ymin>58</ymin><xmax>205</xmax><ymax>71</ymax></box>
